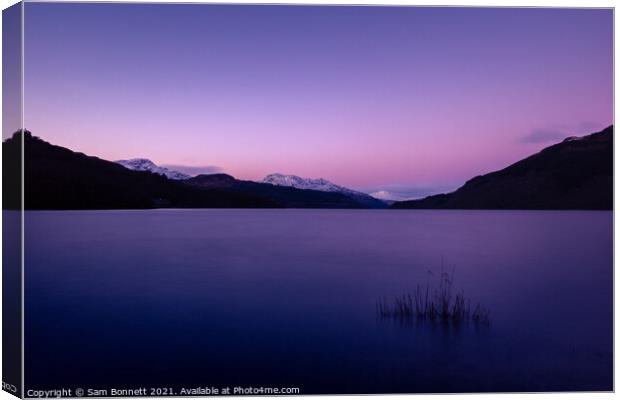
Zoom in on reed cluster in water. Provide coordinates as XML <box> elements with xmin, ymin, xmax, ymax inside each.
<box><xmin>376</xmin><ymin>268</ymin><xmax>490</xmax><ymax>325</ymax></box>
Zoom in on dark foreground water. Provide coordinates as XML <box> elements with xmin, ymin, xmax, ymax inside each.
<box><xmin>24</xmin><ymin>210</ymin><xmax>612</xmax><ymax>394</ymax></box>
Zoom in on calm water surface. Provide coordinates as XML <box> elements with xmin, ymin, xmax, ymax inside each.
<box><xmin>24</xmin><ymin>210</ymin><xmax>613</xmax><ymax>393</ymax></box>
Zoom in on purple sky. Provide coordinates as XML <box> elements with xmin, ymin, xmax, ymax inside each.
<box><xmin>22</xmin><ymin>4</ymin><xmax>612</xmax><ymax>196</ymax></box>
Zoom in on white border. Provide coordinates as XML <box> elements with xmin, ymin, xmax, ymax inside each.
<box><xmin>0</xmin><ymin>2</ymin><xmax>615</xmax><ymax>400</ymax></box>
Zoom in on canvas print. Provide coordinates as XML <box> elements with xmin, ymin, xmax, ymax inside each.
<box><xmin>2</xmin><ymin>2</ymin><xmax>614</xmax><ymax>397</ymax></box>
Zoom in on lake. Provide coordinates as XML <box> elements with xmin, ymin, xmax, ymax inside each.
<box><xmin>23</xmin><ymin>209</ymin><xmax>613</xmax><ymax>393</ymax></box>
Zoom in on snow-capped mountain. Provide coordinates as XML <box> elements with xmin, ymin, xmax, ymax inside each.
<box><xmin>262</xmin><ymin>173</ymin><xmax>363</xmax><ymax>196</ymax></box>
<box><xmin>262</xmin><ymin>173</ymin><xmax>387</xmax><ymax>208</ymax></box>
<box><xmin>370</xmin><ymin>191</ymin><xmax>413</xmax><ymax>202</ymax></box>
<box><xmin>116</xmin><ymin>158</ymin><xmax>190</xmax><ymax>180</ymax></box>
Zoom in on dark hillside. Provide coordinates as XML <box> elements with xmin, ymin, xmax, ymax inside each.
<box><xmin>392</xmin><ymin>126</ymin><xmax>613</xmax><ymax>210</ymax></box>
<box><xmin>4</xmin><ymin>132</ymin><xmax>277</xmax><ymax>209</ymax></box>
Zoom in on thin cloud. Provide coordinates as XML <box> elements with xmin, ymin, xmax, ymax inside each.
<box><xmin>520</xmin><ymin>122</ymin><xmax>604</xmax><ymax>144</ymax></box>
<box><xmin>519</xmin><ymin>129</ymin><xmax>568</xmax><ymax>144</ymax></box>
<box><xmin>576</xmin><ymin>121</ymin><xmax>600</xmax><ymax>132</ymax></box>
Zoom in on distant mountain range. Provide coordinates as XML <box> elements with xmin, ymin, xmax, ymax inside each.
<box><xmin>3</xmin><ymin>132</ymin><xmax>386</xmax><ymax>210</ymax></box>
<box><xmin>115</xmin><ymin>160</ymin><xmax>386</xmax><ymax>208</ymax></box>
<box><xmin>2</xmin><ymin>126</ymin><xmax>612</xmax><ymax>210</ymax></box>
<box><xmin>116</xmin><ymin>158</ymin><xmax>190</xmax><ymax>180</ymax></box>
<box><xmin>391</xmin><ymin>126</ymin><xmax>613</xmax><ymax>210</ymax></box>
<box><xmin>184</xmin><ymin>173</ymin><xmax>386</xmax><ymax>209</ymax></box>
